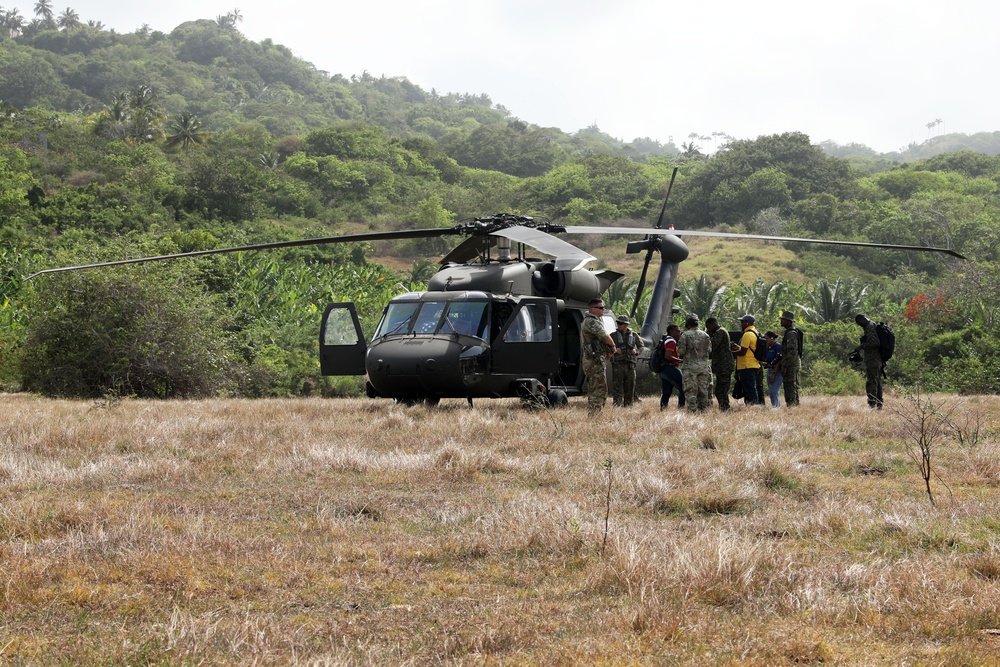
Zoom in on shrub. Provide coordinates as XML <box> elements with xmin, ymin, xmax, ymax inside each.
<box><xmin>19</xmin><ymin>268</ymin><xmax>233</xmax><ymax>398</ymax></box>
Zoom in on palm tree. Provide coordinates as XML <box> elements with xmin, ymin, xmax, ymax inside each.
<box><xmin>603</xmin><ymin>278</ymin><xmax>638</xmax><ymax>319</ymax></box>
<box><xmin>216</xmin><ymin>9</ymin><xmax>243</xmax><ymax>31</ymax></box>
<box><xmin>94</xmin><ymin>91</ymin><xmax>130</xmax><ymax>140</ymax></box>
<box><xmin>406</xmin><ymin>258</ymin><xmax>437</xmax><ymax>285</ymax></box>
<box><xmin>258</xmin><ymin>151</ymin><xmax>279</xmax><ymax>168</ymax></box>
<box><xmin>164</xmin><ymin>111</ymin><xmax>209</xmax><ymax>154</ymax></box>
<box><xmin>677</xmin><ymin>275</ymin><xmax>728</xmax><ymax>320</ymax></box>
<box><xmin>128</xmin><ymin>85</ymin><xmax>166</xmax><ymax>141</ymax></box>
<box><xmin>729</xmin><ymin>279</ymin><xmax>788</xmax><ymax>323</ymax></box>
<box><xmin>681</xmin><ymin>141</ymin><xmax>702</xmax><ymax>159</ymax></box>
<box><xmin>3</xmin><ymin>8</ymin><xmax>24</xmax><ymax>37</ymax></box>
<box><xmin>56</xmin><ymin>6</ymin><xmax>78</xmax><ymax>29</ymax></box>
<box><xmin>95</xmin><ymin>86</ymin><xmax>166</xmax><ymax>144</ymax></box>
<box><xmin>795</xmin><ymin>278</ymin><xmax>869</xmax><ymax>324</ymax></box>
<box><xmin>33</xmin><ymin>0</ymin><xmax>53</xmax><ymax>23</ymax></box>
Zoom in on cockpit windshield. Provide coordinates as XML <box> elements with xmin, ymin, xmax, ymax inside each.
<box><xmin>373</xmin><ymin>300</ymin><xmax>488</xmax><ymax>339</ymax></box>
<box><xmin>441</xmin><ymin>301</ymin><xmax>488</xmax><ymax>338</ymax></box>
<box><xmin>374</xmin><ymin>302</ymin><xmax>418</xmax><ymax>338</ymax></box>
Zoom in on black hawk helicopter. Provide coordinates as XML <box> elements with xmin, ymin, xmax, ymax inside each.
<box><xmin>30</xmin><ymin>211</ymin><xmax>964</xmax><ymax>407</ymax></box>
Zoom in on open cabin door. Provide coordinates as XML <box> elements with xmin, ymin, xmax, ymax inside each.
<box><xmin>491</xmin><ymin>298</ymin><xmax>560</xmax><ymax>377</ymax></box>
<box><xmin>319</xmin><ymin>302</ymin><xmax>367</xmax><ymax>375</ymax></box>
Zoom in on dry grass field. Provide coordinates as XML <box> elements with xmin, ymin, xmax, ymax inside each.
<box><xmin>3</xmin><ymin>391</ymin><xmax>1000</xmax><ymax>665</ymax></box>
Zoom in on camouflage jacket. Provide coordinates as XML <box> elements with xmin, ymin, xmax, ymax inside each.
<box><xmin>582</xmin><ymin>313</ymin><xmax>611</xmax><ymax>360</ymax></box>
<box><xmin>709</xmin><ymin>327</ymin><xmax>735</xmax><ymax>373</ymax></box>
<box><xmin>779</xmin><ymin>325</ymin><xmax>801</xmax><ymax>371</ymax></box>
<box><xmin>677</xmin><ymin>328</ymin><xmax>712</xmax><ymax>371</ymax></box>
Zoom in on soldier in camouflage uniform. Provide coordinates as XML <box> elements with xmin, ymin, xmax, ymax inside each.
<box><xmin>854</xmin><ymin>314</ymin><xmax>883</xmax><ymax>409</ymax></box>
<box><xmin>706</xmin><ymin>317</ymin><xmax>735</xmax><ymax>411</ymax></box>
<box><xmin>582</xmin><ymin>298</ymin><xmax>616</xmax><ymax>416</ymax></box>
<box><xmin>777</xmin><ymin>310</ymin><xmax>801</xmax><ymax>407</ymax></box>
<box><xmin>677</xmin><ymin>314</ymin><xmax>713</xmax><ymax>412</ymax></box>
<box><xmin>610</xmin><ymin>314</ymin><xmax>643</xmax><ymax>407</ymax></box>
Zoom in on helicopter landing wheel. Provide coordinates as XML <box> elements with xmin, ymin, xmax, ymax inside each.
<box><xmin>545</xmin><ymin>388</ymin><xmax>568</xmax><ymax>408</ymax></box>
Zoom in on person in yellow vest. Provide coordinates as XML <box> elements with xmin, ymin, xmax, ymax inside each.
<box><xmin>734</xmin><ymin>314</ymin><xmax>763</xmax><ymax>405</ymax></box>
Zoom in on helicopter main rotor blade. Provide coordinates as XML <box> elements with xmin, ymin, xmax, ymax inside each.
<box><xmin>493</xmin><ymin>226</ymin><xmax>596</xmax><ymax>271</ymax></box>
<box><xmin>440</xmin><ymin>235</ymin><xmax>490</xmax><ymax>265</ymax></box>
<box><xmin>26</xmin><ymin>228</ymin><xmax>456</xmax><ymax>279</ymax></box>
<box><xmin>440</xmin><ymin>226</ymin><xmax>597</xmax><ymax>271</ymax></box>
<box><xmin>560</xmin><ymin>226</ymin><xmax>966</xmax><ymax>260</ymax></box>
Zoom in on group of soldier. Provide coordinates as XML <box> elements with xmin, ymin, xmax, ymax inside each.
<box><xmin>582</xmin><ymin>297</ymin><xmax>889</xmax><ymax>414</ymax></box>
<box><xmin>581</xmin><ymin>297</ymin><xmax>806</xmax><ymax>415</ymax></box>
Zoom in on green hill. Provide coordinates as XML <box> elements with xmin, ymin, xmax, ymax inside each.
<box><xmin>1</xmin><ymin>11</ymin><xmax>999</xmax><ymax>398</ymax></box>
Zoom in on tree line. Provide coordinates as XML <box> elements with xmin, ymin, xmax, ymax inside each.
<box><xmin>1</xmin><ymin>8</ymin><xmax>999</xmax><ymax>398</ymax></box>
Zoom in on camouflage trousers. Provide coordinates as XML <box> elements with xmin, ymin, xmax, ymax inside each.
<box><xmin>865</xmin><ymin>362</ymin><xmax>883</xmax><ymax>409</ymax></box>
<box><xmin>682</xmin><ymin>365</ymin><xmax>713</xmax><ymax>412</ymax></box>
<box><xmin>583</xmin><ymin>355</ymin><xmax>608</xmax><ymax>415</ymax></box>
<box><xmin>611</xmin><ymin>361</ymin><xmax>637</xmax><ymax>406</ymax></box>
<box><xmin>782</xmin><ymin>363</ymin><xmax>800</xmax><ymax>407</ymax></box>
<box><xmin>713</xmin><ymin>367</ymin><xmax>733</xmax><ymax>411</ymax></box>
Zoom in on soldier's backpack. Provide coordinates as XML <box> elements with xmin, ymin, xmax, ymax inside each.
<box><xmin>649</xmin><ymin>335</ymin><xmax>668</xmax><ymax>373</ymax></box>
<box><xmin>874</xmin><ymin>321</ymin><xmax>895</xmax><ymax>362</ymax></box>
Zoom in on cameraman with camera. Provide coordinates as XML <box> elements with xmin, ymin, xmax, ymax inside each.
<box><xmin>853</xmin><ymin>314</ymin><xmax>884</xmax><ymax>410</ymax></box>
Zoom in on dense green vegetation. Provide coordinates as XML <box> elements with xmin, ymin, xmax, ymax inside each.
<box><xmin>1</xmin><ymin>9</ymin><xmax>999</xmax><ymax>397</ymax></box>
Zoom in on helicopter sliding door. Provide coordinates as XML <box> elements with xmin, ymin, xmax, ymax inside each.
<box><xmin>491</xmin><ymin>298</ymin><xmax>559</xmax><ymax>378</ymax></box>
<box><xmin>319</xmin><ymin>302</ymin><xmax>367</xmax><ymax>375</ymax></box>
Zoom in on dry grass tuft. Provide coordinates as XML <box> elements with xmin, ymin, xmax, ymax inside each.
<box><xmin>4</xmin><ymin>392</ymin><xmax>1000</xmax><ymax>664</ymax></box>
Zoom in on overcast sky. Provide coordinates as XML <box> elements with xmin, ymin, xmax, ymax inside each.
<box><xmin>26</xmin><ymin>0</ymin><xmax>997</xmax><ymax>153</ymax></box>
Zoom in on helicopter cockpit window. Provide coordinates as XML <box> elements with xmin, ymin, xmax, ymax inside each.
<box><xmin>413</xmin><ymin>301</ymin><xmax>447</xmax><ymax>334</ymax></box>
<box><xmin>502</xmin><ymin>303</ymin><xmax>553</xmax><ymax>343</ymax></box>
<box><xmin>441</xmin><ymin>301</ymin><xmax>488</xmax><ymax>338</ymax></box>
<box><xmin>374</xmin><ymin>302</ymin><xmax>419</xmax><ymax>338</ymax></box>
<box><xmin>323</xmin><ymin>308</ymin><xmax>361</xmax><ymax>346</ymax></box>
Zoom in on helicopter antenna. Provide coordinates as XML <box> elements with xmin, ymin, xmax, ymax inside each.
<box><xmin>629</xmin><ymin>167</ymin><xmax>678</xmax><ymax>319</ymax></box>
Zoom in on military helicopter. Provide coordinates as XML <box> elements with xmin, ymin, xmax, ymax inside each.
<box><xmin>30</xmin><ymin>204</ymin><xmax>964</xmax><ymax>407</ymax></box>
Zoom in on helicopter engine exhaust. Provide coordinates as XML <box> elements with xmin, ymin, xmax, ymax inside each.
<box><xmin>531</xmin><ymin>262</ymin><xmax>601</xmax><ymax>301</ymax></box>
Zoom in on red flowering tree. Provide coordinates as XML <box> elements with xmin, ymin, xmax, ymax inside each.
<box><xmin>904</xmin><ymin>291</ymin><xmax>955</xmax><ymax>325</ymax></box>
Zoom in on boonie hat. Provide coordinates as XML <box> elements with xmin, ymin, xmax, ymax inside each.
<box><xmin>780</xmin><ymin>310</ymin><xmax>795</xmax><ymax>321</ymax></box>
<box><xmin>616</xmin><ymin>315</ymin><xmax>629</xmax><ymax>325</ymax></box>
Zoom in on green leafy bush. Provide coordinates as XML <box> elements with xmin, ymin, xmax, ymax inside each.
<box><xmin>19</xmin><ymin>268</ymin><xmax>233</xmax><ymax>398</ymax></box>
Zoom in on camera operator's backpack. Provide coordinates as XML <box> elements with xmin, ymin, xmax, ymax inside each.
<box><xmin>752</xmin><ymin>332</ymin><xmax>768</xmax><ymax>363</ymax></box>
<box><xmin>874</xmin><ymin>322</ymin><xmax>895</xmax><ymax>362</ymax></box>
<box><xmin>649</xmin><ymin>335</ymin><xmax>668</xmax><ymax>373</ymax></box>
